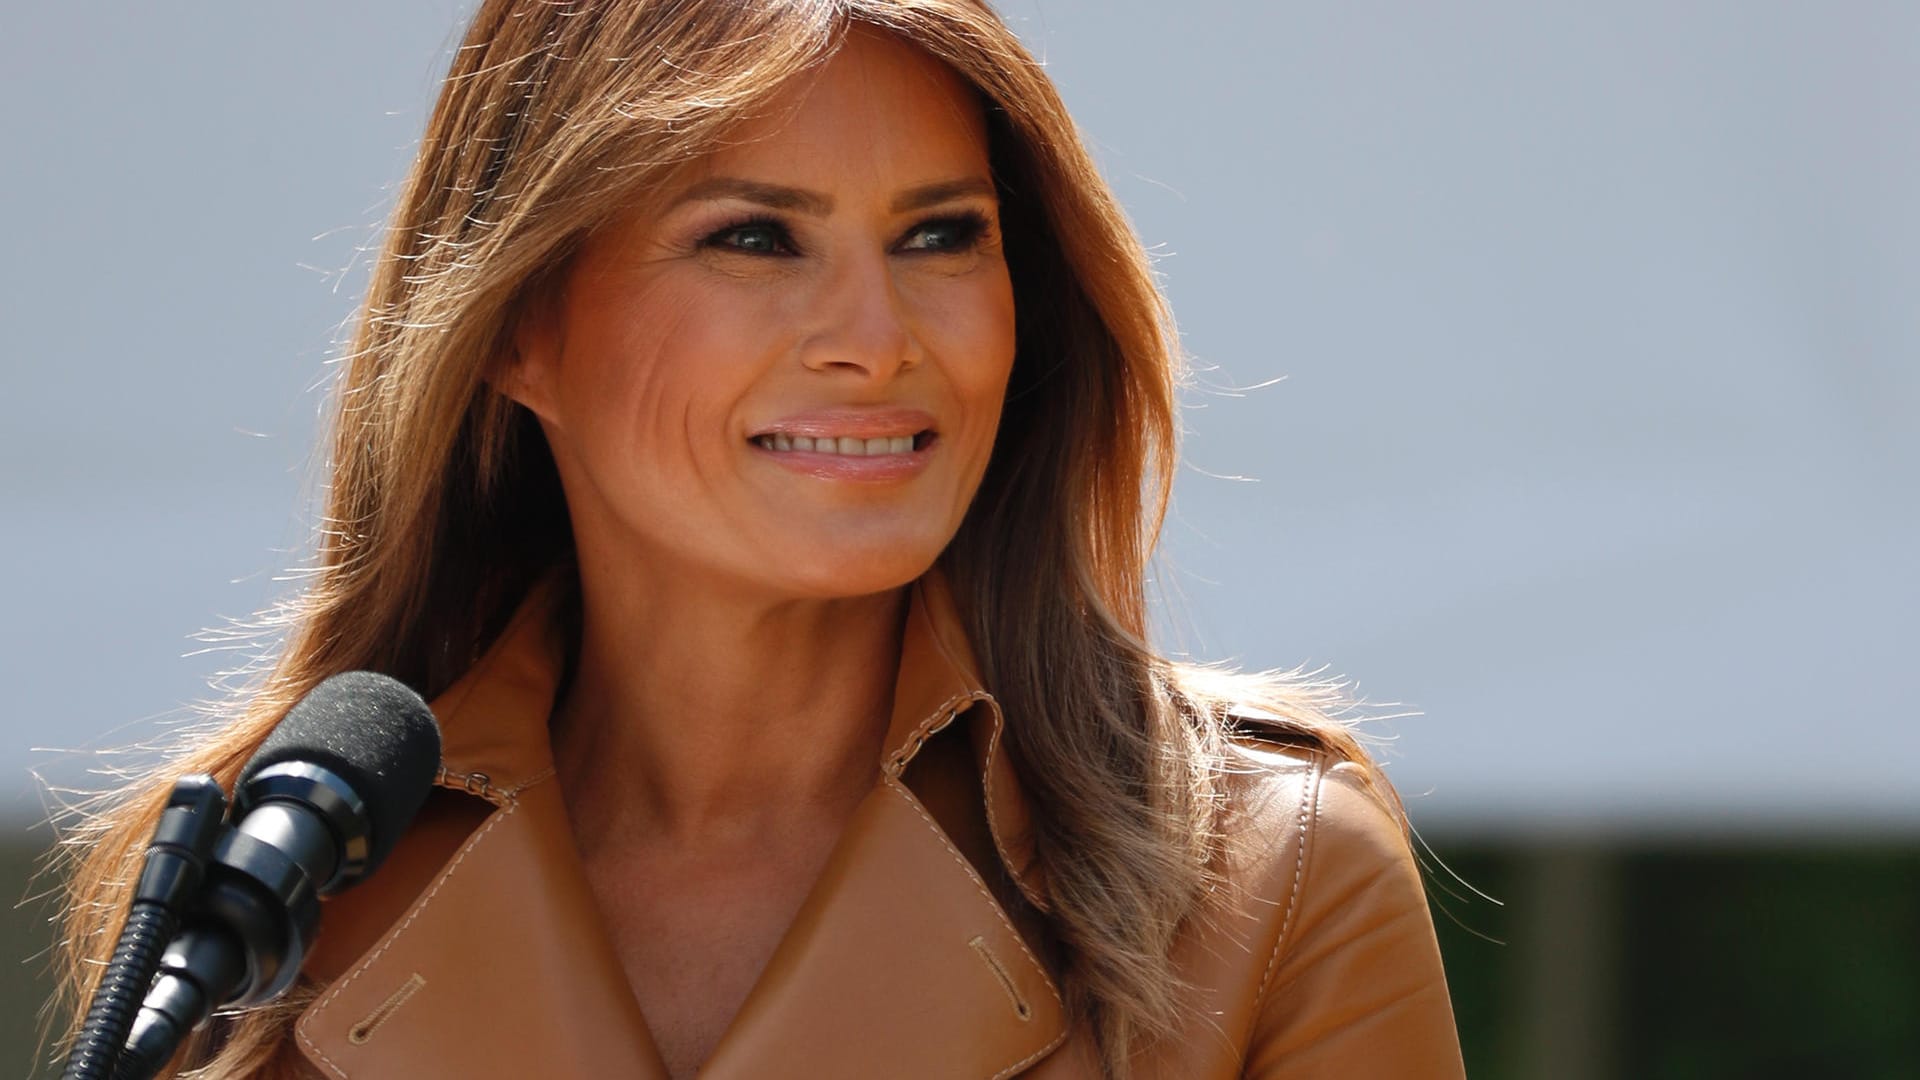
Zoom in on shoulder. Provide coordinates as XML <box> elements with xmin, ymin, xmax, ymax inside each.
<box><xmin>1207</xmin><ymin>719</ymin><xmax>1466</xmax><ymax>1077</ymax></box>
<box><xmin>1213</xmin><ymin>719</ymin><xmax>1415</xmax><ymax>943</ymax></box>
<box><xmin>1216</xmin><ymin>708</ymin><xmax>1412</xmax><ymax>896</ymax></box>
<box><xmin>1167</xmin><ymin>666</ymin><xmax>1411</xmax><ymax>870</ymax></box>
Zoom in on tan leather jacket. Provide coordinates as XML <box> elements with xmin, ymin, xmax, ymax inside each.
<box><xmin>287</xmin><ymin>571</ymin><xmax>1465</xmax><ymax>1078</ymax></box>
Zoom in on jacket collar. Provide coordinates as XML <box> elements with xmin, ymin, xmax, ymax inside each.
<box><xmin>295</xmin><ymin>566</ymin><xmax>1068</xmax><ymax>1078</ymax></box>
<box><xmin>421</xmin><ymin>564</ymin><xmax>1048</xmax><ymax>907</ymax></box>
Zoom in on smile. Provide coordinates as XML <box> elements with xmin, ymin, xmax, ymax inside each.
<box><xmin>750</xmin><ymin>431</ymin><xmax>934</xmax><ymax>456</ymax></box>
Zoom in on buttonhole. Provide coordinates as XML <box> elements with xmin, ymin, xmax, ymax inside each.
<box><xmin>348</xmin><ymin>972</ymin><xmax>427</xmax><ymax>1045</ymax></box>
<box><xmin>968</xmin><ymin>935</ymin><xmax>1032</xmax><ymax>1021</ymax></box>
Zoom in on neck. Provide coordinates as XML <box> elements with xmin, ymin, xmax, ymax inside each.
<box><xmin>550</xmin><ymin>547</ymin><xmax>908</xmax><ymax>857</ymax></box>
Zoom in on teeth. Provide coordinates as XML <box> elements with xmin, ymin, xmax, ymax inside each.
<box><xmin>755</xmin><ymin>432</ymin><xmax>924</xmax><ymax>455</ymax></box>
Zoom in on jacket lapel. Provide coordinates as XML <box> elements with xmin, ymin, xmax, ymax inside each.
<box><xmin>699</xmin><ymin>776</ymin><xmax>1066</xmax><ymax>1078</ymax></box>
<box><xmin>294</xmin><ymin>777</ymin><xmax>666</xmax><ymax>1078</ymax></box>
<box><xmin>296</xmin><ymin>568</ymin><xmax>1070</xmax><ymax>1078</ymax></box>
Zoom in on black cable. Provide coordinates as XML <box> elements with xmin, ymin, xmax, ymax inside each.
<box><xmin>60</xmin><ymin>776</ymin><xmax>227</xmax><ymax>1080</ymax></box>
<box><xmin>61</xmin><ymin>903</ymin><xmax>175</xmax><ymax>1080</ymax></box>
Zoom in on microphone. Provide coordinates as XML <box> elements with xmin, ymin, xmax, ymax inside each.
<box><xmin>113</xmin><ymin>672</ymin><xmax>442</xmax><ymax>1079</ymax></box>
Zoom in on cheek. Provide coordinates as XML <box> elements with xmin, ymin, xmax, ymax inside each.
<box><xmin>919</xmin><ymin>271</ymin><xmax>1018</xmax><ymax>444</ymax></box>
<box><xmin>558</xmin><ymin>276</ymin><xmax>783</xmax><ymax>473</ymax></box>
<box><xmin>913</xmin><ymin>269</ymin><xmax>1021</xmax><ymax>390</ymax></box>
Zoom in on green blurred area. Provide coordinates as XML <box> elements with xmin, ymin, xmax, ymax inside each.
<box><xmin>1428</xmin><ymin>844</ymin><xmax>1920</xmax><ymax>1080</ymax></box>
<box><xmin>4</xmin><ymin>830</ymin><xmax>64</xmax><ymax>1079</ymax></box>
<box><xmin>6</xmin><ymin>834</ymin><xmax>1917</xmax><ymax>1077</ymax></box>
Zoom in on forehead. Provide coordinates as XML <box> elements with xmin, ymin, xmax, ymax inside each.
<box><xmin>676</xmin><ymin>29</ymin><xmax>991</xmax><ymax>195</ymax></box>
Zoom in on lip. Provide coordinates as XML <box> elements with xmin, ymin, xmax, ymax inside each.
<box><xmin>752</xmin><ymin>441</ymin><xmax>935</xmax><ymax>482</ymax></box>
<box><xmin>746</xmin><ymin>406</ymin><xmax>939</xmax><ymax>483</ymax></box>
<box><xmin>748</xmin><ymin>406</ymin><xmax>936</xmax><ymax>441</ymax></box>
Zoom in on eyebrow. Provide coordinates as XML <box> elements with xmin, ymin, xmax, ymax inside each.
<box><xmin>666</xmin><ymin>176</ymin><xmax>997</xmax><ymax>216</ymax></box>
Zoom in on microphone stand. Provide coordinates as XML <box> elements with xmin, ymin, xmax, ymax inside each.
<box><xmin>60</xmin><ymin>670</ymin><xmax>439</xmax><ymax>1079</ymax></box>
<box><xmin>63</xmin><ymin>765</ymin><xmax>365</xmax><ymax>1079</ymax></box>
<box><xmin>60</xmin><ymin>776</ymin><xmax>227</xmax><ymax>1080</ymax></box>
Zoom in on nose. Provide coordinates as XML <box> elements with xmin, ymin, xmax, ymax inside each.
<box><xmin>797</xmin><ymin>250</ymin><xmax>922</xmax><ymax>381</ymax></box>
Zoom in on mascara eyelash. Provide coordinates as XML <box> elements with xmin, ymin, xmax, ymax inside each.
<box><xmin>916</xmin><ymin>210</ymin><xmax>992</xmax><ymax>250</ymax></box>
<box><xmin>697</xmin><ymin>210</ymin><xmax>995</xmax><ymax>255</ymax></box>
<box><xmin>700</xmin><ymin>214</ymin><xmax>795</xmax><ymax>255</ymax></box>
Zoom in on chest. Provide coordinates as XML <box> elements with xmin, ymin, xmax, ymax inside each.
<box><xmin>579</xmin><ymin>838</ymin><xmax>836</xmax><ymax>1079</ymax></box>
<box><xmin>296</xmin><ymin>772</ymin><xmax>1095</xmax><ymax>1079</ymax></box>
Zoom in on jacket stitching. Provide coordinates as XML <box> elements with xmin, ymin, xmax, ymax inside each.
<box><xmin>504</xmin><ymin>766</ymin><xmax>555</xmax><ymax>797</ymax></box>
<box><xmin>980</xmin><ymin>701</ymin><xmax>1051</xmax><ymax>914</ymax></box>
<box><xmin>885</xmin><ymin>689</ymin><xmax>981</xmax><ymax>776</ymax></box>
<box><xmin>890</xmin><ymin>772</ymin><xmax>1075</xmax><ymax>1076</ymax></box>
<box><xmin>432</xmin><ymin>755</ymin><xmax>555</xmax><ymax>810</ymax></box>
<box><xmin>434</xmin><ymin>767</ymin><xmax>506</xmax><ymax>806</ymax></box>
<box><xmin>883</xmin><ymin>775</ymin><xmax>1070</xmax><ymax>1078</ymax></box>
<box><xmin>1253</xmin><ymin>754</ymin><xmax>1324</xmax><ymax>1014</ymax></box>
<box><xmin>992</xmin><ymin>1026</ymin><xmax>1072</xmax><ymax>1080</ymax></box>
<box><xmin>884</xmin><ymin>776</ymin><xmax>1059</xmax><ymax>1004</ymax></box>
<box><xmin>431</xmin><ymin>578</ymin><xmax>560</xmax><ymax>790</ymax></box>
<box><xmin>296</xmin><ymin>796</ymin><xmax>523</xmax><ymax>1078</ymax></box>
<box><xmin>346</xmin><ymin>972</ymin><xmax>426</xmax><ymax>1045</ymax></box>
<box><xmin>968</xmin><ymin>935</ymin><xmax>1033</xmax><ymax>1021</ymax></box>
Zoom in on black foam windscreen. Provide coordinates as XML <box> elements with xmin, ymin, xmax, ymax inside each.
<box><xmin>239</xmin><ymin>671</ymin><xmax>442</xmax><ymax>878</ymax></box>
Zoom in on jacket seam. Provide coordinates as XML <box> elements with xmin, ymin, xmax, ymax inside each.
<box><xmin>884</xmin><ymin>689</ymin><xmax>983</xmax><ymax>776</ymax></box>
<box><xmin>882</xmin><ymin>776</ymin><xmax>1070</xmax><ymax>1076</ymax></box>
<box><xmin>979</xmin><ymin>701</ymin><xmax>1050</xmax><ymax>914</ymax></box>
<box><xmin>883</xmin><ymin>776</ymin><xmax>1060</xmax><ymax>1004</ymax></box>
<box><xmin>1252</xmin><ymin>754</ymin><xmax>1326</xmax><ymax>1018</ymax></box>
<box><xmin>992</xmin><ymin>1030</ymin><xmax>1070</xmax><ymax>1080</ymax></box>
<box><xmin>504</xmin><ymin>766</ymin><xmax>555</xmax><ymax>797</ymax></box>
<box><xmin>295</xmin><ymin>794</ymin><xmax>524</xmax><ymax>1078</ymax></box>
<box><xmin>432</xmin><ymin>580</ymin><xmax>557</xmax><ymax>788</ymax></box>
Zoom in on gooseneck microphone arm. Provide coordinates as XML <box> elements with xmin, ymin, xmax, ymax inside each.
<box><xmin>61</xmin><ymin>672</ymin><xmax>442</xmax><ymax>1080</ymax></box>
<box><xmin>113</xmin><ymin>761</ymin><xmax>374</xmax><ymax>1079</ymax></box>
<box><xmin>59</xmin><ymin>776</ymin><xmax>228</xmax><ymax>1080</ymax></box>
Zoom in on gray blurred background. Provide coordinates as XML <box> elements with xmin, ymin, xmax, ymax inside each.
<box><xmin>4</xmin><ymin>2</ymin><xmax>1915</xmax><ymax>1076</ymax></box>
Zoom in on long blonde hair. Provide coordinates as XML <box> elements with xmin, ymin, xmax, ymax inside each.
<box><xmin>52</xmin><ymin>2</ymin><xmax>1391</xmax><ymax>1075</ymax></box>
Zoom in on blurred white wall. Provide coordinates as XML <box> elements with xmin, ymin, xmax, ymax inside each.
<box><xmin>4</xmin><ymin>1</ymin><xmax>1915</xmax><ymax>836</ymax></box>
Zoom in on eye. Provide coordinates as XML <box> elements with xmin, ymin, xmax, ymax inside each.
<box><xmin>702</xmin><ymin>216</ymin><xmax>797</xmax><ymax>256</ymax></box>
<box><xmin>897</xmin><ymin>212</ymin><xmax>991</xmax><ymax>253</ymax></box>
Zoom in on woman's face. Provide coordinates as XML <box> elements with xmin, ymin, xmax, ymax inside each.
<box><xmin>507</xmin><ymin>30</ymin><xmax>1016</xmax><ymax>602</ymax></box>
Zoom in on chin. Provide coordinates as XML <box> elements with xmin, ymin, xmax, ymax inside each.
<box><xmin>759</xmin><ymin>537</ymin><xmax>947</xmax><ymax>600</ymax></box>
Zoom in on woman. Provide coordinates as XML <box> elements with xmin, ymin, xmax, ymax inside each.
<box><xmin>55</xmin><ymin>2</ymin><xmax>1465</xmax><ymax>1077</ymax></box>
